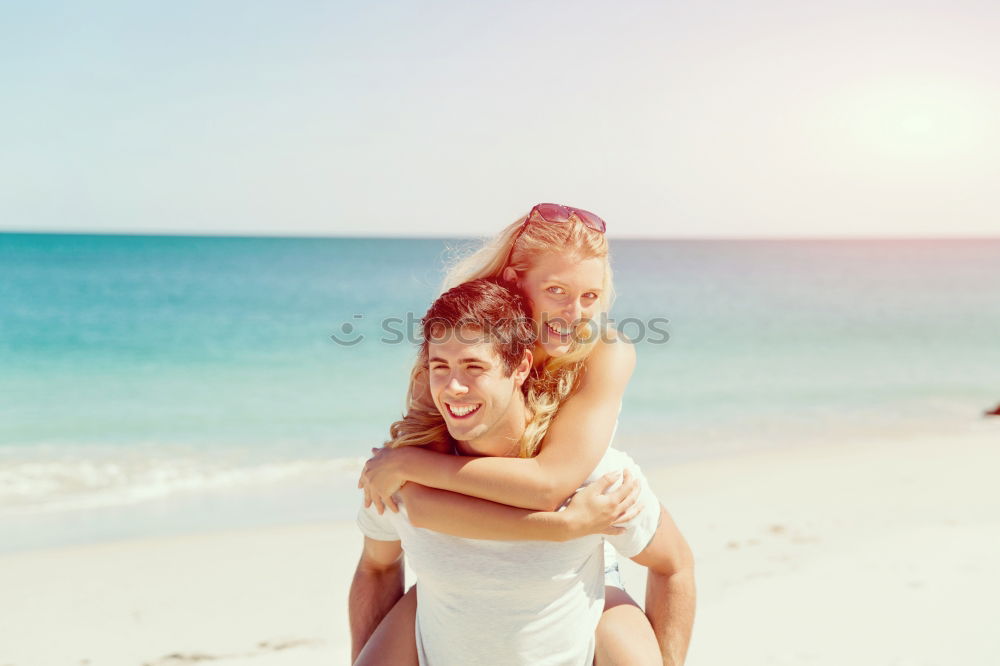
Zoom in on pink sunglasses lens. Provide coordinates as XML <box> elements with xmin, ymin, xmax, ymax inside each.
<box><xmin>533</xmin><ymin>203</ymin><xmax>572</xmax><ymax>222</ymax></box>
<box><xmin>571</xmin><ymin>208</ymin><xmax>607</xmax><ymax>233</ymax></box>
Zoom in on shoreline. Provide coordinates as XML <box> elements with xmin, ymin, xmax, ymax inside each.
<box><xmin>2</xmin><ymin>427</ymin><xmax>998</xmax><ymax>665</ymax></box>
<box><xmin>4</xmin><ymin>410</ymin><xmax>997</xmax><ymax>555</ymax></box>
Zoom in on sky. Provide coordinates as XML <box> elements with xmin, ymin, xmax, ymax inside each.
<box><xmin>1</xmin><ymin>0</ymin><xmax>998</xmax><ymax>238</ymax></box>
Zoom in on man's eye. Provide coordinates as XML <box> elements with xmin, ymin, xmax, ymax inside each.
<box><xmin>583</xmin><ymin>292</ymin><xmax>598</xmax><ymax>300</ymax></box>
<box><xmin>467</xmin><ymin>365</ymin><xmax>484</xmax><ymax>372</ymax></box>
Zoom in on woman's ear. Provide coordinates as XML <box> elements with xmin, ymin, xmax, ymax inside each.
<box><xmin>502</xmin><ymin>266</ymin><xmax>517</xmax><ymax>284</ymax></box>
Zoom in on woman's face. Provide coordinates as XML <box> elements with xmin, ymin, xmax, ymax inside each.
<box><xmin>508</xmin><ymin>252</ymin><xmax>606</xmax><ymax>360</ymax></box>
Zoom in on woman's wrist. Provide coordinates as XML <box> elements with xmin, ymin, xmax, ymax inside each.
<box><xmin>389</xmin><ymin>445</ymin><xmax>417</xmax><ymax>484</ymax></box>
<box><xmin>556</xmin><ymin>507</ymin><xmax>583</xmax><ymax>541</ymax></box>
<box><xmin>398</xmin><ymin>444</ymin><xmax>453</xmax><ymax>487</ymax></box>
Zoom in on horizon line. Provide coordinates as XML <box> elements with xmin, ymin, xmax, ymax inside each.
<box><xmin>3</xmin><ymin>229</ymin><xmax>1000</xmax><ymax>242</ymax></box>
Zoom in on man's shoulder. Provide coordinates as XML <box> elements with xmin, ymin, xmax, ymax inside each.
<box><xmin>356</xmin><ymin>500</ymin><xmax>406</xmax><ymax>542</ymax></box>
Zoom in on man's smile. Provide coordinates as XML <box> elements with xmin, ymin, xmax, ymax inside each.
<box><xmin>445</xmin><ymin>402</ymin><xmax>482</xmax><ymax>419</ymax></box>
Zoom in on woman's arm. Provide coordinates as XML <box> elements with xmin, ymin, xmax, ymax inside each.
<box><xmin>398</xmin><ymin>469</ymin><xmax>642</xmax><ymax>541</ymax></box>
<box><xmin>362</xmin><ymin>332</ymin><xmax>636</xmax><ymax>512</ymax></box>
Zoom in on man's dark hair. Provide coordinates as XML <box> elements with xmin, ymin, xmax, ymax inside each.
<box><xmin>420</xmin><ymin>278</ymin><xmax>536</xmax><ymax>376</ymax></box>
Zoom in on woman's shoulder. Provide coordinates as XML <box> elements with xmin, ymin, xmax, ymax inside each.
<box><xmin>580</xmin><ymin>324</ymin><xmax>636</xmax><ymax>381</ymax></box>
<box><xmin>588</xmin><ymin>324</ymin><xmax>636</xmax><ymax>363</ymax></box>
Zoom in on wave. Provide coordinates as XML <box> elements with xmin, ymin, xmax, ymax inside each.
<box><xmin>0</xmin><ymin>452</ymin><xmax>366</xmax><ymax>517</ymax></box>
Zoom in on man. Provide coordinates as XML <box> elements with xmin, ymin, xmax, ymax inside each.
<box><xmin>349</xmin><ymin>279</ymin><xmax>694</xmax><ymax>665</ymax></box>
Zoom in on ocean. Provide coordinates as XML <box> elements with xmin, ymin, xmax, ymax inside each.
<box><xmin>2</xmin><ymin>233</ymin><xmax>998</xmax><ymax>552</ymax></box>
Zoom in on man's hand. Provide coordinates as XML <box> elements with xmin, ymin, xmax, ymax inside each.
<box><xmin>561</xmin><ymin>470</ymin><xmax>643</xmax><ymax>540</ymax></box>
<box><xmin>359</xmin><ymin>447</ymin><xmax>409</xmax><ymax>514</ymax></box>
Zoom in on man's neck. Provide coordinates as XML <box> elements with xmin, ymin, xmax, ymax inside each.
<box><xmin>454</xmin><ymin>393</ymin><xmax>528</xmax><ymax>458</ymax></box>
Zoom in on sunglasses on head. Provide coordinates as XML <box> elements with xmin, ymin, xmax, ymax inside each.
<box><xmin>526</xmin><ymin>203</ymin><xmax>607</xmax><ymax>233</ymax></box>
<box><xmin>504</xmin><ymin>203</ymin><xmax>607</xmax><ymax>269</ymax></box>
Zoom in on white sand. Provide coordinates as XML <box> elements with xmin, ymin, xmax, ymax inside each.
<box><xmin>2</xmin><ymin>428</ymin><xmax>998</xmax><ymax>666</ymax></box>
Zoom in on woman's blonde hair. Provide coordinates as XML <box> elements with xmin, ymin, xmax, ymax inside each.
<box><xmin>386</xmin><ymin>208</ymin><xmax>614</xmax><ymax>458</ymax></box>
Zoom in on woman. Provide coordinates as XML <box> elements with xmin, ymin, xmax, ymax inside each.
<box><xmin>356</xmin><ymin>204</ymin><xmax>695</xmax><ymax>665</ymax></box>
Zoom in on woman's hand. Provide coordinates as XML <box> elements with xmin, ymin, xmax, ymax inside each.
<box><xmin>560</xmin><ymin>469</ymin><xmax>643</xmax><ymax>540</ymax></box>
<box><xmin>358</xmin><ymin>446</ymin><xmax>410</xmax><ymax>514</ymax></box>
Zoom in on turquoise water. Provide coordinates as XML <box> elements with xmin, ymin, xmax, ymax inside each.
<box><xmin>2</xmin><ymin>233</ymin><xmax>999</xmax><ymax>550</ymax></box>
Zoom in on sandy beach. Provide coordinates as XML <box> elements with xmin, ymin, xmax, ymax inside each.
<box><xmin>2</xmin><ymin>426</ymin><xmax>998</xmax><ymax>666</ymax></box>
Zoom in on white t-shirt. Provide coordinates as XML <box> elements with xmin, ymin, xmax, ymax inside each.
<box><xmin>356</xmin><ymin>447</ymin><xmax>660</xmax><ymax>666</ymax></box>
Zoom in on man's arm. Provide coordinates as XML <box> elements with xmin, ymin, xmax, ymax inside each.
<box><xmin>630</xmin><ymin>506</ymin><xmax>696</xmax><ymax>666</ymax></box>
<box><xmin>349</xmin><ymin>537</ymin><xmax>405</xmax><ymax>662</ymax></box>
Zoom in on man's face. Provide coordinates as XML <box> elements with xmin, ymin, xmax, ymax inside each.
<box><xmin>426</xmin><ymin>325</ymin><xmax>525</xmax><ymax>450</ymax></box>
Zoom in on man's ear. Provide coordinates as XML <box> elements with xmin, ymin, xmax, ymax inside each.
<box><xmin>513</xmin><ymin>349</ymin><xmax>532</xmax><ymax>387</ymax></box>
<box><xmin>502</xmin><ymin>266</ymin><xmax>518</xmax><ymax>284</ymax></box>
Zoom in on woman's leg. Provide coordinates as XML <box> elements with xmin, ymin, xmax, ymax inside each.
<box><xmin>353</xmin><ymin>585</ymin><xmax>420</xmax><ymax>666</ymax></box>
<box><xmin>597</xmin><ymin>499</ymin><xmax>697</xmax><ymax>666</ymax></box>
<box><xmin>595</xmin><ymin>544</ymin><xmax>660</xmax><ymax>666</ymax></box>
<box><xmin>595</xmin><ymin>585</ymin><xmax>662</xmax><ymax>666</ymax></box>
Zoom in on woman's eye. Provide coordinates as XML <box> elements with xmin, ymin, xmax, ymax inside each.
<box><xmin>546</xmin><ymin>286</ymin><xmax>564</xmax><ymax>295</ymax></box>
<box><xmin>430</xmin><ymin>365</ymin><xmax>448</xmax><ymax>372</ymax></box>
